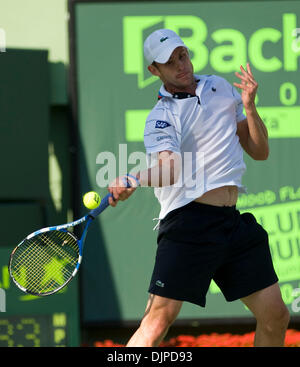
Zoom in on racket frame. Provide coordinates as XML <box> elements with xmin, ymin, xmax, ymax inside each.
<box><xmin>9</xmin><ymin>189</ymin><xmax>125</xmax><ymax>296</ymax></box>
<box><xmin>8</xmin><ymin>215</ymin><xmax>93</xmax><ymax>296</ymax></box>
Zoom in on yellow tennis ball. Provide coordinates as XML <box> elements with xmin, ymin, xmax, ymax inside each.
<box><xmin>83</xmin><ymin>191</ymin><xmax>101</xmax><ymax>209</ymax></box>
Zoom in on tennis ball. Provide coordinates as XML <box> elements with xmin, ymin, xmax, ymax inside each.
<box><xmin>83</xmin><ymin>191</ymin><xmax>101</xmax><ymax>209</ymax></box>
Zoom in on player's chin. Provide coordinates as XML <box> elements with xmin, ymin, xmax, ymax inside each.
<box><xmin>176</xmin><ymin>73</ymin><xmax>193</xmax><ymax>85</ymax></box>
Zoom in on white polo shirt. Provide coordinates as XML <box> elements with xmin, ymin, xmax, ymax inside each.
<box><xmin>144</xmin><ymin>74</ymin><xmax>247</xmax><ymax>219</ymax></box>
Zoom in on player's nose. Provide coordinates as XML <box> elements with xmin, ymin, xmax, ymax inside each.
<box><xmin>176</xmin><ymin>59</ymin><xmax>184</xmax><ymax>71</ymax></box>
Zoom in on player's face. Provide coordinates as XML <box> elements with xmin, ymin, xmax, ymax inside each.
<box><xmin>148</xmin><ymin>47</ymin><xmax>195</xmax><ymax>93</ymax></box>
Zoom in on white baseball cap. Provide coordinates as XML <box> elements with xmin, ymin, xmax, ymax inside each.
<box><xmin>144</xmin><ymin>29</ymin><xmax>188</xmax><ymax>65</ymax></box>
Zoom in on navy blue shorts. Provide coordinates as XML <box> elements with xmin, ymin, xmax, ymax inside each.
<box><xmin>148</xmin><ymin>201</ymin><xmax>278</xmax><ymax>307</ymax></box>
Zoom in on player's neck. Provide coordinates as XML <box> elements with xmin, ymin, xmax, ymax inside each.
<box><xmin>164</xmin><ymin>79</ymin><xmax>197</xmax><ymax>96</ymax></box>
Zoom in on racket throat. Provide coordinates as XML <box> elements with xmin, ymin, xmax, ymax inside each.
<box><xmin>79</xmin><ymin>217</ymin><xmax>93</xmax><ymax>248</ymax></box>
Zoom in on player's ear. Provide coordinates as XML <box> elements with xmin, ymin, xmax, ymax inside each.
<box><xmin>148</xmin><ymin>64</ymin><xmax>160</xmax><ymax>77</ymax></box>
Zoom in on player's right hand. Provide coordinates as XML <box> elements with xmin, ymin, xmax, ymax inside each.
<box><xmin>108</xmin><ymin>176</ymin><xmax>136</xmax><ymax>207</ymax></box>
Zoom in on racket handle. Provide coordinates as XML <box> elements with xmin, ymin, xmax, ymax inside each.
<box><xmin>88</xmin><ymin>193</ymin><xmax>111</xmax><ymax>219</ymax></box>
<box><xmin>88</xmin><ymin>179</ymin><xmax>132</xmax><ymax>219</ymax></box>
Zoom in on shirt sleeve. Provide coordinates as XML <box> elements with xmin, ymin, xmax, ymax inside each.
<box><xmin>144</xmin><ymin>106</ymin><xmax>181</xmax><ymax>155</ymax></box>
<box><xmin>232</xmin><ymin>86</ymin><xmax>246</xmax><ymax>123</ymax></box>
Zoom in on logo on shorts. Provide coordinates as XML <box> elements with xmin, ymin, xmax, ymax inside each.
<box><xmin>155</xmin><ymin>120</ymin><xmax>171</xmax><ymax>129</ymax></box>
<box><xmin>156</xmin><ymin>280</ymin><xmax>165</xmax><ymax>287</ymax></box>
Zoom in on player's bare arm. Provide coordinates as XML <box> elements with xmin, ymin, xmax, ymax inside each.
<box><xmin>136</xmin><ymin>150</ymin><xmax>181</xmax><ymax>187</ymax></box>
<box><xmin>234</xmin><ymin>63</ymin><xmax>269</xmax><ymax>160</ymax></box>
<box><xmin>108</xmin><ymin>150</ymin><xmax>181</xmax><ymax>207</ymax></box>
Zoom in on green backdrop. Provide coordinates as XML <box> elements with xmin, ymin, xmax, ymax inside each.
<box><xmin>0</xmin><ymin>49</ymin><xmax>80</xmax><ymax>346</ymax></box>
<box><xmin>71</xmin><ymin>0</ymin><xmax>300</xmax><ymax>324</ymax></box>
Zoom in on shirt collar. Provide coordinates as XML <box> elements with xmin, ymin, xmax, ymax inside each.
<box><xmin>158</xmin><ymin>75</ymin><xmax>203</xmax><ymax>100</ymax></box>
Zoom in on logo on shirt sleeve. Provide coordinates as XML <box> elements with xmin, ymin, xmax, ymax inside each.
<box><xmin>156</xmin><ymin>135</ymin><xmax>172</xmax><ymax>142</ymax></box>
<box><xmin>155</xmin><ymin>120</ymin><xmax>171</xmax><ymax>129</ymax></box>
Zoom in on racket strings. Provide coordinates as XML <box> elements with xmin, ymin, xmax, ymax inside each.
<box><xmin>13</xmin><ymin>232</ymin><xmax>78</xmax><ymax>293</ymax></box>
<box><xmin>12</xmin><ymin>235</ymin><xmax>66</xmax><ymax>292</ymax></box>
<box><xmin>35</xmin><ymin>233</ymin><xmax>77</xmax><ymax>288</ymax></box>
<box><xmin>10</xmin><ymin>230</ymin><xmax>79</xmax><ymax>295</ymax></box>
<box><xmin>23</xmin><ymin>235</ymin><xmax>72</xmax><ymax>290</ymax></box>
<box><xmin>14</xmin><ymin>232</ymin><xmax>73</xmax><ymax>279</ymax></box>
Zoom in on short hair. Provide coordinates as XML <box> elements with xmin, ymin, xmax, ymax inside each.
<box><xmin>151</xmin><ymin>61</ymin><xmax>159</xmax><ymax>69</ymax></box>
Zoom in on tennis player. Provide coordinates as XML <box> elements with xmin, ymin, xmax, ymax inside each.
<box><xmin>108</xmin><ymin>29</ymin><xmax>289</xmax><ymax>347</ymax></box>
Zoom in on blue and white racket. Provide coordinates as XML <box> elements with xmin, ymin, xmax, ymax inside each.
<box><xmin>9</xmin><ymin>187</ymin><xmax>126</xmax><ymax>296</ymax></box>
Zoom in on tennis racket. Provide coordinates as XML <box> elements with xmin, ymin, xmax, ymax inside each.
<box><xmin>8</xmin><ymin>183</ymin><xmax>130</xmax><ymax>296</ymax></box>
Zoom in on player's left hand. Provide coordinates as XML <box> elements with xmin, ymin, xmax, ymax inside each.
<box><xmin>234</xmin><ymin>63</ymin><xmax>258</xmax><ymax>110</ymax></box>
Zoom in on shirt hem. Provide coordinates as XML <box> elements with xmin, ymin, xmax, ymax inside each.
<box><xmin>158</xmin><ymin>183</ymin><xmax>247</xmax><ymax>219</ymax></box>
